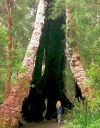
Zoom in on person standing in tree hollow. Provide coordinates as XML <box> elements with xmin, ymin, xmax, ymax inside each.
<box><xmin>56</xmin><ymin>100</ymin><xmax>63</xmax><ymax>125</ymax></box>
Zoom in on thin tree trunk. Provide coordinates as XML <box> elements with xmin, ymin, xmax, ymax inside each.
<box><xmin>0</xmin><ymin>0</ymin><xmax>48</xmax><ymax>127</ymax></box>
<box><xmin>5</xmin><ymin>0</ymin><xmax>13</xmax><ymax>99</ymax></box>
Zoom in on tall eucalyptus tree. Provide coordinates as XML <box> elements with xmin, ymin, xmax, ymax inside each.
<box><xmin>0</xmin><ymin>0</ymin><xmax>48</xmax><ymax>127</ymax></box>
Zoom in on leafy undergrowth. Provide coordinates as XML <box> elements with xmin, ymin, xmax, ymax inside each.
<box><xmin>64</xmin><ymin>91</ymin><xmax>100</xmax><ymax>128</ymax></box>
<box><xmin>0</xmin><ymin>93</ymin><xmax>4</xmax><ymax>104</ymax></box>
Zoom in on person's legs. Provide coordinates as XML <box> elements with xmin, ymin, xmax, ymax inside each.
<box><xmin>57</xmin><ymin>114</ymin><xmax>61</xmax><ymax>125</ymax></box>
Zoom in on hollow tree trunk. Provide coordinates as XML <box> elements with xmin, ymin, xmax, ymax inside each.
<box><xmin>21</xmin><ymin>0</ymin><xmax>74</xmax><ymax>123</ymax></box>
<box><xmin>0</xmin><ymin>0</ymin><xmax>48</xmax><ymax>127</ymax></box>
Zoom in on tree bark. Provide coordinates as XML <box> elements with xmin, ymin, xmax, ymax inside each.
<box><xmin>66</xmin><ymin>7</ymin><xmax>93</xmax><ymax>101</ymax></box>
<box><xmin>0</xmin><ymin>0</ymin><xmax>48</xmax><ymax>127</ymax></box>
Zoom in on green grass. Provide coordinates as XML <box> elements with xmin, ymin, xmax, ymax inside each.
<box><xmin>64</xmin><ymin>95</ymin><xmax>100</xmax><ymax>128</ymax></box>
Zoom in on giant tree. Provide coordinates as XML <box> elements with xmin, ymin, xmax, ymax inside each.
<box><xmin>1</xmin><ymin>0</ymin><xmax>99</xmax><ymax>127</ymax></box>
<box><xmin>21</xmin><ymin>0</ymin><xmax>73</xmax><ymax>122</ymax></box>
<box><xmin>0</xmin><ymin>0</ymin><xmax>48</xmax><ymax>127</ymax></box>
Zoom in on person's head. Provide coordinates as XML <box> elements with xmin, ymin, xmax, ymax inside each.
<box><xmin>56</xmin><ymin>100</ymin><xmax>61</xmax><ymax>109</ymax></box>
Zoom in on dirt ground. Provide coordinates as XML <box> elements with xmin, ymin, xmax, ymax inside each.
<box><xmin>20</xmin><ymin>114</ymin><xmax>67</xmax><ymax>128</ymax></box>
<box><xmin>23</xmin><ymin>119</ymin><xmax>65</xmax><ymax>128</ymax></box>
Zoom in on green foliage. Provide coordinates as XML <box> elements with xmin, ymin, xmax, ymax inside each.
<box><xmin>74</xmin><ymin>0</ymin><xmax>100</xmax><ymax>67</ymax></box>
<box><xmin>11</xmin><ymin>0</ymin><xmax>36</xmax><ymax>46</ymax></box>
<box><xmin>10</xmin><ymin>1</ymin><xmax>38</xmax><ymax>82</ymax></box>
<box><xmin>0</xmin><ymin>1</ymin><xmax>7</xmax><ymax>25</ymax></box>
<box><xmin>65</xmin><ymin>95</ymin><xmax>100</xmax><ymax>128</ymax></box>
<box><xmin>87</xmin><ymin>63</ymin><xmax>100</xmax><ymax>88</ymax></box>
<box><xmin>0</xmin><ymin>26</ymin><xmax>7</xmax><ymax>77</ymax></box>
<box><xmin>49</xmin><ymin>0</ymin><xmax>66</xmax><ymax>20</ymax></box>
<box><xmin>0</xmin><ymin>26</ymin><xmax>7</xmax><ymax>102</ymax></box>
<box><xmin>30</xmin><ymin>84</ymin><xmax>35</xmax><ymax>88</ymax></box>
<box><xmin>65</xmin><ymin>62</ymin><xmax>75</xmax><ymax>97</ymax></box>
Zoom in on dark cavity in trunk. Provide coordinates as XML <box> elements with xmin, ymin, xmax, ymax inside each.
<box><xmin>21</xmin><ymin>1</ymin><xmax>74</xmax><ymax>122</ymax></box>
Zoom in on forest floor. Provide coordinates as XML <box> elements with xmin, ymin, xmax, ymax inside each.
<box><xmin>23</xmin><ymin>119</ymin><xmax>64</xmax><ymax>128</ymax></box>
<box><xmin>20</xmin><ymin>113</ymin><xmax>68</xmax><ymax>128</ymax></box>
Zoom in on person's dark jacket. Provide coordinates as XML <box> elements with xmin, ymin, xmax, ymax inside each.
<box><xmin>57</xmin><ymin>106</ymin><xmax>62</xmax><ymax>114</ymax></box>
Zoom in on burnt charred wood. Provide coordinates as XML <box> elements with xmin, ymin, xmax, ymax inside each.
<box><xmin>21</xmin><ymin>0</ymin><xmax>74</xmax><ymax>122</ymax></box>
<box><xmin>75</xmin><ymin>80</ymin><xmax>85</xmax><ymax>103</ymax></box>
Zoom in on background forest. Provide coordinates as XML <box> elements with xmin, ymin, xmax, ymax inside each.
<box><xmin>0</xmin><ymin>0</ymin><xmax>100</xmax><ymax>127</ymax></box>
<box><xmin>0</xmin><ymin>0</ymin><xmax>37</xmax><ymax>102</ymax></box>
